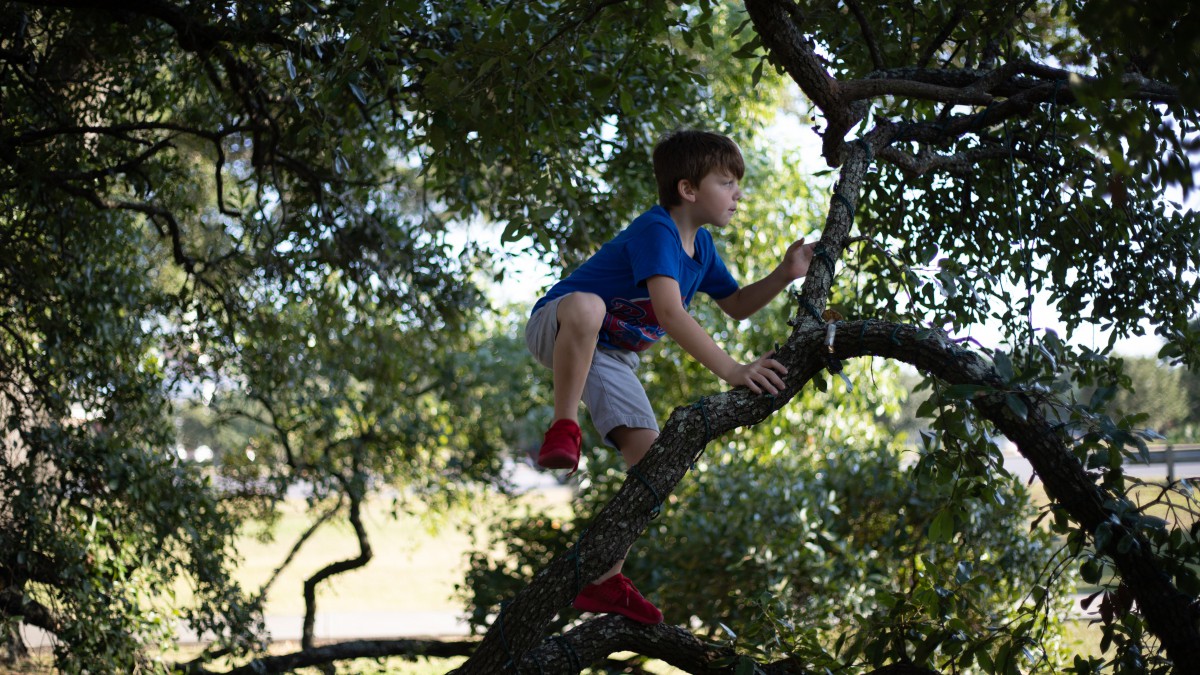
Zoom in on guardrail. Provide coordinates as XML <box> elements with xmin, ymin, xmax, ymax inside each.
<box><xmin>1144</xmin><ymin>444</ymin><xmax>1200</xmax><ymax>482</ymax></box>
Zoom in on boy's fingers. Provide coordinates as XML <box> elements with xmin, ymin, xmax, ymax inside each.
<box><xmin>761</xmin><ymin>357</ymin><xmax>788</xmax><ymax>374</ymax></box>
<box><xmin>751</xmin><ymin>370</ymin><xmax>784</xmax><ymax>394</ymax></box>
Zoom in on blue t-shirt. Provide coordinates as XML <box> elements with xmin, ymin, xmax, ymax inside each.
<box><xmin>531</xmin><ymin>205</ymin><xmax>739</xmax><ymax>352</ymax></box>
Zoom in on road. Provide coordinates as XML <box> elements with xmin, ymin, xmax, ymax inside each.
<box><xmin>1003</xmin><ymin>444</ymin><xmax>1200</xmax><ymax>484</ymax></box>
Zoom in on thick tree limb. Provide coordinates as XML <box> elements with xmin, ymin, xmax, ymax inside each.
<box><xmin>209</xmin><ymin>638</ymin><xmax>476</xmax><ymax>675</ymax></box>
<box><xmin>513</xmin><ymin>615</ymin><xmax>942</xmax><ymax>674</ymax></box>
<box><xmin>743</xmin><ymin>0</ymin><xmax>864</xmax><ymax>164</ymax></box>
<box><xmin>822</xmin><ymin>320</ymin><xmax>1200</xmax><ymax>670</ymax></box>
<box><xmin>0</xmin><ymin>589</ymin><xmax>60</xmax><ymax>635</ymax></box>
<box><xmin>839</xmin><ymin>78</ymin><xmax>994</xmax><ymax>105</ymax></box>
<box><xmin>875</xmin><ymin>145</ymin><xmax>1036</xmax><ymax>176</ymax></box>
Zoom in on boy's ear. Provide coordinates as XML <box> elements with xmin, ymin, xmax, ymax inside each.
<box><xmin>676</xmin><ymin>178</ymin><xmax>698</xmax><ymax>203</ymax></box>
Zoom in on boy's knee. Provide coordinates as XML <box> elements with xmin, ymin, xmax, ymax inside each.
<box><xmin>556</xmin><ymin>292</ymin><xmax>606</xmax><ymax>330</ymax></box>
<box><xmin>613</xmin><ymin>428</ymin><xmax>658</xmax><ymax>466</ymax></box>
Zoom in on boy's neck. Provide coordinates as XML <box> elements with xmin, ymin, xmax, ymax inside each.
<box><xmin>666</xmin><ymin>204</ymin><xmax>702</xmax><ymax>249</ymax></box>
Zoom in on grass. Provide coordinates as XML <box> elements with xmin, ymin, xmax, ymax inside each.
<box><xmin>233</xmin><ymin>499</ymin><xmax>481</xmax><ymax>616</ymax></box>
<box><xmin>170</xmin><ymin>487</ymin><xmax>574</xmax><ymax>618</ymax></box>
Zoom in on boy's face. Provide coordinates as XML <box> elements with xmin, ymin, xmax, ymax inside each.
<box><xmin>686</xmin><ymin>169</ymin><xmax>743</xmax><ymax>227</ymax></box>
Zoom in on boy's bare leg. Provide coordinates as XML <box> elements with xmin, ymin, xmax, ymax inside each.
<box><xmin>593</xmin><ymin>426</ymin><xmax>658</xmax><ymax>583</ymax></box>
<box><xmin>552</xmin><ymin>292</ymin><xmax>606</xmax><ymax>423</ymax></box>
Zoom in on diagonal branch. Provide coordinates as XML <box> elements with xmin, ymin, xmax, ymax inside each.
<box><xmin>204</xmin><ymin>638</ymin><xmax>476</xmax><ymax>675</ymax></box>
<box><xmin>744</xmin><ymin>0</ymin><xmax>863</xmax><ymax>164</ymax></box>
<box><xmin>843</xmin><ymin>0</ymin><xmax>884</xmax><ymax>71</ymax></box>
<box><xmin>301</xmin><ymin>479</ymin><xmax>372</xmax><ymax>650</ymax></box>
<box><xmin>916</xmin><ymin>3</ymin><xmax>966</xmax><ymax>69</ymax></box>
<box><xmin>252</xmin><ymin>498</ymin><xmax>343</xmax><ymax>607</ymax></box>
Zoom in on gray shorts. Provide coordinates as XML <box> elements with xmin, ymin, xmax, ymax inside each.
<box><xmin>525</xmin><ymin>295</ymin><xmax>659</xmax><ymax>447</ymax></box>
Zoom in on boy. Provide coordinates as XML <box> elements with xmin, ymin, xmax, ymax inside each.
<box><xmin>524</xmin><ymin>129</ymin><xmax>815</xmax><ymax>624</ymax></box>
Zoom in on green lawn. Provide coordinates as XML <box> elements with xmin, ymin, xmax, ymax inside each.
<box><xmin>233</xmin><ymin>499</ymin><xmax>482</xmax><ymax>616</ymax></box>
<box><xmin>171</xmin><ymin>487</ymin><xmax>573</xmax><ymax>618</ymax></box>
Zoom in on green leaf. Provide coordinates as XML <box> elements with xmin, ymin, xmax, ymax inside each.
<box><xmin>731</xmin><ymin>35</ymin><xmax>762</xmax><ymax>59</ymax></box>
<box><xmin>1005</xmin><ymin>394</ymin><xmax>1028</xmax><ymax>420</ymax></box>
<box><xmin>930</xmin><ymin>510</ymin><xmax>954</xmax><ymax>543</ymax></box>
<box><xmin>1094</xmin><ymin>521</ymin><xmax>1113</xmax><ymax>553</ymax></box>
<box><xmin>735</xmin><ymin>656</ymin><xmax>758</xmax><ymax>675</ymax></box>
<box><xmin>994</xmin><ymin>350</ymin><xmax>1015</xmax><ymax>382</ymax></box>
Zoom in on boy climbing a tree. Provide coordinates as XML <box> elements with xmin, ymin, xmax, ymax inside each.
<box><xmin>525</xmin><ymin>129</ymin><xmax>815</xmax><ymax>624</ymax></box>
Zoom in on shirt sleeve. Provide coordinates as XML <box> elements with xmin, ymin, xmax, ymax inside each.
<box><xmin>626</xmin><ymin>219</ymin><xmax>683</xmax><ymax>286</ymax></box>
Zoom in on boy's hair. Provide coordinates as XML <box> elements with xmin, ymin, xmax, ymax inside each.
<box><xmin>653</xmin><ymin>129</ymin><xmax>745</xmax><ymax>208</ymax></box>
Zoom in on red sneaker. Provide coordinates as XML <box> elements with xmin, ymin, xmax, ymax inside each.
<box><xmin>572</xmin><ymin>574</ymin><xmax>663</xmax><ymax>625</ymax></box>
<box><xmin>537</xmin><ymin>419</ymin><xmax>582</xmax><ymax>474</ymax></box>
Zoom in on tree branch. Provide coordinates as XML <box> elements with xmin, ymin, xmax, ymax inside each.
<box><xmin>301</xmin><ymin>479</ymin><xmax>372</xmax><ymax>650</ymax></box>
<box><xmin>205</xmin><ymin>638</ymin><xmax>476</xmax><ymax>675</ymax></box>
<box><xmin>514</xmin><ymin>615</ymin><xmax>943</xmax><ymax>674</ymax></box>
<box><xmin>875</xmin><ymin>145</ymin><xmax>1038</xmax><ymax>176</ymax></box>
<box><xmin>0</xmin><ymin>589</ymin><xmax>61</xmax><ymax>635</ymax></box>
<box><xmin>744</xmin><ymin>0</ymin><xmax>864</xmax><ymax>164</ymax></box>
<box><xmin>916</xmin><ymin>4</ymin><xmax>966</xmax><ymax>70</ymax></box>
<box><xmin>534</xmin><ymin>0</ymin><xmax>632</xmax><ymax>60</ymax></box>
<box><xmin>16</xmin><ymin>0</ymin><xmax>301</xmax><ymax>54</ymax></box>
<box><xmin>843</xmin><ymin>61</ymin><xmax>1177</xmax><ymax>109</ymax></box>
<box><xmin>839</xmin><ymin>78</ymin><xmax>994</xmax><ymax>105</ymax></box>
<box><xmin>842</xmin><ymin>0</ymin><xmax>884</xmax><ymax>70</ymax></box>
<box><xmin>252</xmin><ymin>498</ymin><xmax>343</xmax><ymax>607</ymax></box>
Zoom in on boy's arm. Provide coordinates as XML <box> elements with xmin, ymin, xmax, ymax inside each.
<box><xmin>716</xmin><ymin>239</ymin><xmax>815</xmax><ymax>321</ymax></box>
<box><xmin>646</xmin><ymin>275</ymin><xmax>787</xmax><ymax>395</ymax></box>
